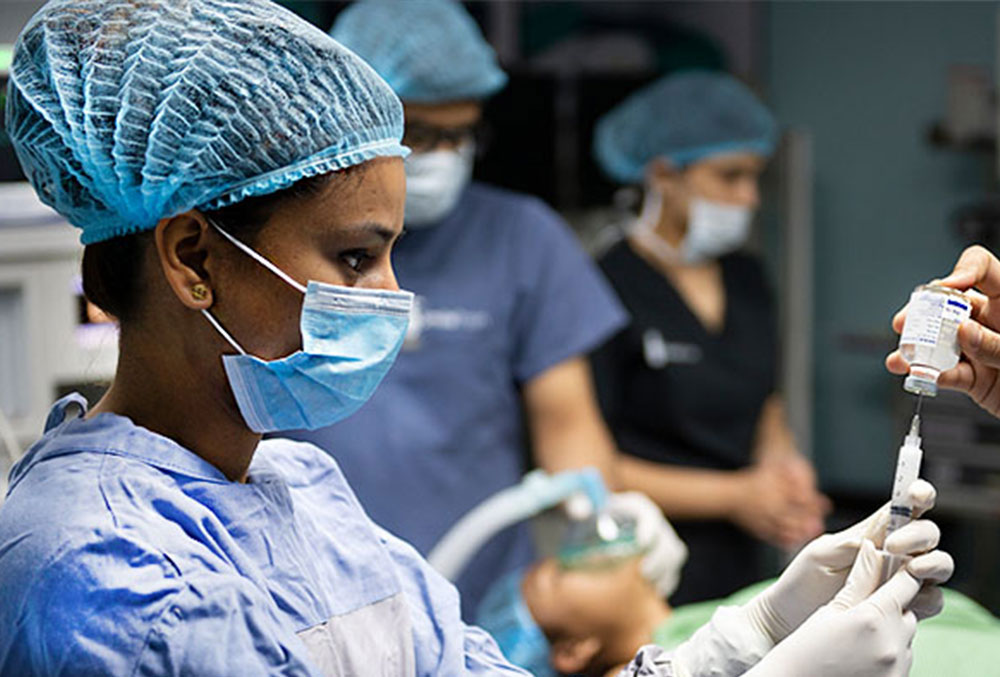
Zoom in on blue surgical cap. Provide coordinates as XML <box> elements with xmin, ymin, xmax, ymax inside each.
<box><xmin>594</xmin><ymin>71</ymin><xmax>778</xmax><ymax>185</ymax></box>
<box><xmin>330</xmin><ymin>0</ymin><xmax>507</xmax><ymax>103</ymax></box>
<box><xmin>6</xmin><ymin>0</ymin><xmax>407</xmax><ymax>245</ymax></box>
<box><xmin>476</xmin><ymin>568</ymin><xmax>555</xmax><ymax>677</ymax></box>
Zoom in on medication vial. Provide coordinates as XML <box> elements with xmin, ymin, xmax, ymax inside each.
<box><xmin>898</xmin><ymin>284</ymin><xmax>971</xmax><ymax>396</ymax></box>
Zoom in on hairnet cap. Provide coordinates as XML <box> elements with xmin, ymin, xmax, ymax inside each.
<box><xmin>594</xmin><ymin>71</ymin><xmax>778</xmax><ymax>184</ymax></box>
<box><xmin>330</xmin><ymin>0</ymin><xmax>507</xmax><ymax>103</ymax></box>
<box><xmin>475</xmin><ymin>568</ymin><xmax>556</xmax><ymax>677</ymax></box>
<box><xmin>6</xmin><ymin>0</ymin><xmax>407</xmax><ymax>245</ymax></box>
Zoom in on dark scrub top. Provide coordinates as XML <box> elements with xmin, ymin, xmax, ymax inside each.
<box><xmin>591</xmin><ymin>239</ymin><xmax>777</xmax><ymax>604</ymax></box>
<box><xmin>286</xmin><ymin>182</ymin><xmax>627</xmax><ymax>619</ymax></box>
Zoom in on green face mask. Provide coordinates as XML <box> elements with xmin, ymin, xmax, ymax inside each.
<box><xmin>557</xmin><ymin>510</ymin><xmax>644</xmax><ymax>570</ymax></box>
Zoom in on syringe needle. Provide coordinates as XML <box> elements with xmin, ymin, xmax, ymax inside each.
<box><xmin>914</xmin><ymin>393</ymin><xmax>924</xmax><ymax>418</ymax></box>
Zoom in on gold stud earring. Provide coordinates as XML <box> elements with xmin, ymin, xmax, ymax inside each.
<box><xmin>191</xmin><ymin>284</ymin><xmax>209</xmax><ymax>302</ymax></box>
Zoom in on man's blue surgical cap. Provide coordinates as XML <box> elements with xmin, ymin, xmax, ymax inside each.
<box><xmin>476</xmin><ymin>568</ymin><xmax>555</xmax><ymax>677</ymax></box>
<box><xmin>594</xmin><ymin>71</ymin><xmax>777</xmax><ymax>185</ymax></box>
<box><xmin>330</xmin><ymin>0</ymin><xmax>507</xmax><ymax>103</ymax></box>
<box><xmin>6</xmin><ymin>0</ymin><xmax>407</xmax><ymax>244</ymax></box>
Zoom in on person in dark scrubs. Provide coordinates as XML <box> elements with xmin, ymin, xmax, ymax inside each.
<box><xmin>590</xmin><ymin>71</ymin><xmax>831</xmax><ymax>604</ymax></box>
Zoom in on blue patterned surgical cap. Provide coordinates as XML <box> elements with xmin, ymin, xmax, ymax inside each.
<box><xmin>594</xmin><ymin>71</ymin><xmax>777</xmax><ymax>185</ymax></box>
<box><xmin>330</xmin><ymin>0</ymin><xmax>507</xmax><ymax>103</ymax></box>
<box><xmin>5</xmin><ymin>0</ymin><xmax>407</xmax><ymax>244</ymax></box>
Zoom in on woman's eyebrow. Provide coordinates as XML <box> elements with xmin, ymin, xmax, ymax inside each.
<box><xmin>338</xmin><ymin>221</ymin><xmax>399</xmax><ymax>243</ymax></box>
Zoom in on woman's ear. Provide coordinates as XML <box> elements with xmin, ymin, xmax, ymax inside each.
<box><xmin>643</xmin><ymin>157</ymin><xmax>689</xmax><ymax>229</ymax></box>
<box><xmin>644</xmin><ymin>157</ymin><xmax>680</xmax><ymax>193</ymax></box>
<box><xmin>154</xmin><ymin>211</ymin><xmax>215</xmax><ymax>310</ymax></box>
<box><xmin>550</xmin><ymin>635</ymin><xmax>603</xmax><ymax>676</ymax></box>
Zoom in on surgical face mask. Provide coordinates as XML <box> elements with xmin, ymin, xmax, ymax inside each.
<box><xmin>632</xmin><ymin>190</ymin><xmax>752</xmax><ymax>265</ymax></box>
<box><xmin>403</xmin><ymin>143</ymin><xmax>474</xmax><ymax>227</ymax></box>
<box><xmin>202</xmin><ymin>223</ymin><xmax>413</xmax><ymax>433</ymax></box>
<box><xmin>684</xmin><ymin>197</ymin><xmax>752</xmax><ymax>263</ymax></box>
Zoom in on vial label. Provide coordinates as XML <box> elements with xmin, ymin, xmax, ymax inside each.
<box><xmin>900</xmin><ymin>290</ymin><xmax>970</xmax><ymax>347</ymax></box>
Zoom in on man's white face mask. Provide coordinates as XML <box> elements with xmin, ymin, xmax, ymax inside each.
<box><xmin>633</xmin><ymin>189</ymin><xmax>753</xmax><ymax>265</ymax></box>
<box><xmin>403</xmin><ymin>143</ymin><xmax>475</xmax><ymax>227</ymax></box>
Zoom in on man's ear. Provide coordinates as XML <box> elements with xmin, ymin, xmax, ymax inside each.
<box><xmin>550</xmin><ymin>635</ymin><xmax>602</xmax><ymax>675</ymax></box>
<box><xmin>154</xmin><ymin>210</ymin><xmax>215</xmax><ymax>310</ymax></box>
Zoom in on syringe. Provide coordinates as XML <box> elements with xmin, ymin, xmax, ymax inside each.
<box><xmin>883</xmin><ymin>410</ymin><xmax>923</xmax><ymax>580</ymax></box>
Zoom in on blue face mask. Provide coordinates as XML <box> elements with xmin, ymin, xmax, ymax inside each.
<box><xmin>202</xmin><ymin>222</ymin><xmax>413</xmax><ymax>433</ymax></box>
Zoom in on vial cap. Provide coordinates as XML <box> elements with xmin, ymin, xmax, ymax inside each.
<box><xmin>904</xmin><ymin>375</ymin><xmax>938</xmax><ymax>397</ymax></box>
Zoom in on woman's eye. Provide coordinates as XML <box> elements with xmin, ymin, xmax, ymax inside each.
<box><xmin>341</xmin><ymin>251</ymin><xmax>372</xmax><ymax>273</ymax></box>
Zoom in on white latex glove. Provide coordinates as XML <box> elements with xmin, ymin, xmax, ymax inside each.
<box><xmin>742</xmin><ymin>478</ymin><xmax>952</xmax><ymax>643</ymax></box>
<box><xmin>606</xmin><ymin>491</ymin><xmax>688</xmax><ymax>598</ymax></box>
<box><xmin>744</xmin><ymin>539</ymin><xmax>921</xmax><ymax>677</ymax></box>
<box><xmin>615</xmin><ymin>481</ymin><xmax>953</xmax><ymax>677</ymax></box>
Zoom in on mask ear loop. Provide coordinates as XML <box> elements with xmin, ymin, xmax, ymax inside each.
<box><xmin>201</xmin><ymin>308</ymin><xmax>246</xmax><ymax>355</ymax></box>
<box><xmin>207</xmin><ymin>218</ymin><xmax>307</xmax><ymax>294</ymax></box>
<box><xmin>198</xmin><ymin>218</ymin><xmax>307</xmax><ymax>355</ymax></box>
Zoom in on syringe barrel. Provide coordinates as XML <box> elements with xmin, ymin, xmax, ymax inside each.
<box><xmin>883</xmin><ymin>416</ymin><xmax>924</xmax><ymax>583</ymax></box>
<box><xmin>890</xmin><ymin>443</ymin><xmax>922</xmax><ymax>504</ymax></box>
<box><xmin>886</xmin><ymin>441</ymin><xmax>923</xmax><ymax>538</ymax></box>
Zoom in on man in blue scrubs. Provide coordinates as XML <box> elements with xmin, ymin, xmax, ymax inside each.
<box><xmin>287</xmin><ymin>0</ymin><xmax>630</xmax><ymax>616</ymax></box>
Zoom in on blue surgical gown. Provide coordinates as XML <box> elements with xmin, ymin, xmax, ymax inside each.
<box><xmin>0</xmin><ymin>394</ymin><xmax>526</xmax><ymax>676</ymax></box>
<box><xmin>286</xmin><ymin>182</ymin><xmax>628</xmax><ymax>617</ymax></box>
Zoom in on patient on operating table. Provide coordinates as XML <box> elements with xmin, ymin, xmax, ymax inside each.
<box><xmin>477</xmin><ymin>553</ymin><xmax>1000</xmax><ymax>677</ymax></box>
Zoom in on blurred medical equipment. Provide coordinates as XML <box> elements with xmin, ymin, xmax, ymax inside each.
<box><xmin>953</xmin><ymin>200</ymin><xmax>1000</xmax><ymax>251</ymax></box>
<box><xmin>0</xmin><ymin>405</ymin><xmax>18</xmax><ymax>466</ymax></box>
<box><xmin>429</xmin><ymin>468</ymin><xmax>687</xmax><ymax>602</ymax></box>
<box><xmin>927</xmin><ymin>65</ymin><xmax>997</xmax><ymax>150</ymax></box>
<box><xmin>0</xmin><ymin>183</ymin><xmax>117</xmax><ymax>451</ymax></box>
<box><xmin>898</xmin><ymin>284</ymin><xmax>972</xmax><ymax>397</ymax></box>
<box><xmin>427</xmin><ymin>468</ymin><xmax>609</xmax><ymax>581</ymax></box>
<box><xmin>557</xmin><ymin>502</ymin><xmax>642</xmax><ymax>570</ymax></box>
<box><xmin>0</xmin><ymin>403</ymin><xmax>19</xmax><ymax>500</ymax></box>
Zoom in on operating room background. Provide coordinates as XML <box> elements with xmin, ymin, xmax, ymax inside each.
<box><xmin>1</xmin><ymin>0</ymin><xmax>998</xmax><ymax>612</ymax></box>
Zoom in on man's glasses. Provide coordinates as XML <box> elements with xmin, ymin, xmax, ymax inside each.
<box><xmin>403</xmin><ymin>121</ymin><xmax>490</xmax><ymax>153</ymax></box>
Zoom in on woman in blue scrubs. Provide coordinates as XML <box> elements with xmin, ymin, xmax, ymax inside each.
<box><xmin>0</xmin><ymin>0</ymin><xmax>525</xmax><ymax>674</ymax></box>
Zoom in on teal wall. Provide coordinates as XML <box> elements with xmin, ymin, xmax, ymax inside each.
<box><xmin>767</xmin><ymin>2</ymin><xmax>996</xmax><ymax>492</ymax></box>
